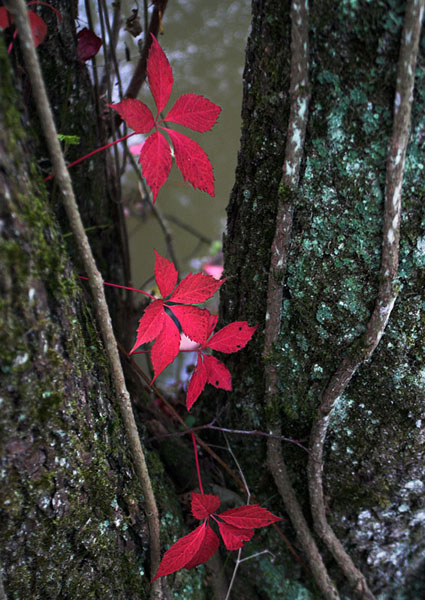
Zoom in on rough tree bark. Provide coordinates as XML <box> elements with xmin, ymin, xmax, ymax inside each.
<box><xmin>0</xmin><ymin>4</ymin><xmax>204</xmax><ymax>599</ymax></box>
<box><xmin>217</xmin><ymin>1</ymin><xmax>425</xmax><ymax>598</ymax></box>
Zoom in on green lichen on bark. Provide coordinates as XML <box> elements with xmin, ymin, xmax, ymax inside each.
<box><xmin>220</xmin><ymin>1</ymin><xmax>425</xmax><ymax>597</ymax></box>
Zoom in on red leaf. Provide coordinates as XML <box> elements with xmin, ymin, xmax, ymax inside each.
<box><xmin>108</xmin><ymin>99</ymin><xmax>154</xmax><ymax>133</ymax></box>
<box><xmin>217</xmin><ymin>521</ymin><xmax>254</xmax><ymax>551</ymax></box>
<box><xmin>152</xmin><ymin>522</ymin><xmax>209</xmax><ymax>580</ymax></box>
<box><xmin>206</xmin><ymin>313</ymin><xmax>219</xmax><ymax>339</ymax></box>
<box><xmin>154</xmin><ymin>250</ymin><xmax>178</xmax><ymax>298</ymax></box>
<box><xmin>207</xmin><ymin>322</ymin><xmax>258</xmax><ymax>354</ymax></box>
<box><xmin>77</xmin><ymin>27</ymin><xmax>102</xmax><ymax>62</ymax></box>
<box><xmin>164</xmin><ymin>94</ymin><xmax>221</xmax><ymax>132</ymax></box>
<box><xmin>203</xmin><ymin>355</ymin><xmax>232</xmax><ymax>391</ymax></box>
<box><xmin>170</xmin><ymin>272</ymin><xmax>223</xmax><ymax>304</ymax></box>
<box><xmin>139</xmin><ymin>131</ymin><xmax>172</xmax><ymax>202</ymax></box>
<box><xmin>147</xmin><ymin>34</ymin><xmax>173</xmax><ymax>115</ymax></box>
<box><xmin>186</xmin><ymin>356</ymin><xmax>208</xmax><ymax>411</ymax></box>
<box><xmin>28</xmin><ymin>10</ymin><xmax>47</xmax><ymax>47</ymax></box>
<box><xmin>169</xmin><ymin>305</ymin><xmax>209</xmax><ymax>343</ymax></box>
<box><xmin>0</xmin><ymin>8</ymin><xmax>13</xmax><ymax>29</ymax></box>
<box><xmin>219</xmin><ymin>505</ymin><xmax>282</xmax><ymax>530</ymax></box>
<box><xmin>165</xmin><ymin>128</ymin><xmax>215</xmax><ymax>197</ymax></box>
<box><xmin>184</xmin><ymin>524</ymin><xmax>220</xmax><ymax>569</ymax></box>
<box><xmin>130</xmin><ymin>300</ymin><xmax>164</xmax><ymax>353</ymax></box>
<box><xmin>191</xmin><ymin>492</ymin><xmax>221</xmax><ymax>520</ymax></box>
<box><xmin>151</xmin><ymin>313</ymin><xmax>180</xmax><ymax>381</ymax></box>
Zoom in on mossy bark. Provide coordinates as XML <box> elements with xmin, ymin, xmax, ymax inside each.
<box><xmin>0</xmin><ymin>17</ymin><xmax>204</xmax><ymax>600</ymax></box>
<box><xmin>218</xmin><ymin>1</ymin><xmax>425</xmax><ymax>598</ymax></box>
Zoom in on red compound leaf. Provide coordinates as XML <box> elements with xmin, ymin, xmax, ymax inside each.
<box><xmin>164</xmin><ymin>93</ymin><xmax>221</xmax><ymax>132</ymax></box>
<box><xmin>169</xmin><ymin>305</ymin><xmax>210</xmax><ymax>344</ymax></box>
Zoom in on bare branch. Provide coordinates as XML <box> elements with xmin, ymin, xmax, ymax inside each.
<box><xmin>307</xmin><ymin>2</ymin><xmax>424</xmax><ymax>598</ymax></box>
<box><xmin>4</xmin><ymin>2</ymin><xmax>162</xmax><ymax>596</ymax></box>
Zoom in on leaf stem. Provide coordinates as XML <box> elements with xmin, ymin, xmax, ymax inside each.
<box><xmin>191</xmin><ymin>433</ymin><xmax>204</xmax><ymax>494</ymax></box>
<box><xmin>45</xmin><ymin>132</ymin><xmax>136</xmax><ymax>181</ymax></box>
<box><xmin>79</xmin><ymin>275</ymin><xmax>155</xmax><ymax>299</ymax></box>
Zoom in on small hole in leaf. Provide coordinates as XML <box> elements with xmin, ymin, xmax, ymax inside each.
<box><xmin>215</xmin><ymin>380</ymin><xmax>219</xmax><ymax>385</ymax></box>
<box><xmin>236</xmin><ymin>344</ymin><xmax>241</xmax><ymax>348</ymax></box>
<box><xmin>238</xmin><ymin>327</ymin><xmax>242</xmax><ymax>330</ymax></box>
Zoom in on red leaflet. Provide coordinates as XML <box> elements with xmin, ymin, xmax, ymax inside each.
<box><xmin>217</xmin><ymin>521</ymin><xmax>254</xmax><ymax>550</ymax></box>
<box><xmin>109</xmin><ymin>36</ymin><xmax>221</xmax><ymax>202</ymax></box>
<box><xmin>166</xmin><ymin>129</ymin><xmax>215</xmax><ymax>197</ymax></box>
<box><xmin>147</xmin><ymin>34</ymin><xmax>173</xmax><ymax>115</ymax></box>
<box><xmin>130</xmin><ymin>251</ymin><xmax>223</xmax><ymax>381</ymax></box>
<box><xmin>219</xmin><ymin>505</ymin><xmax>282</xmax><ymax>529</ymax></box>
<box><xmin>77</xmin><ymin>27</ymin><xmax>102</xmax><ymax>62</ymax></box>
<box><xmin>185</xmin><ymin>321</ymin><xmax>257</xmax><ymax>410</ymax></box>
<box><xmin>150</xmin><ymin>314</ymin><xmax>180</xmax><ymax>383</ymax></box>
<box><xmin>207</xmin><ymin>321</ymin><xmax>258</xmax><ymax>353</ymax></box>
<box><xmin>171</xmin><ymin>273</ymin><xmax>223</xmax><ymax>304</ymax></box>
<box><xmin>165</xmin><ymin>94</ymin><xmax>222</xmax><ymax>132</ymax></box>
<box><xmin>191</xmin><ymin>492</ymin><xmax>221</xmax><ymax>519</ymax></box>
<box><xmin>153</xmin><ymin>492</ymin><xmax>281</xmax><ymax>580</ymax></box>
<box><xmin>139</xmin><ymin>131</ymin><xmax>172</xmax><ymax>200</ymax></box>
<box><xmin>152</xmin><ymin>522</ymin><xmax>213</xmax><ymax>580</ymax></box>
<box><xmin>110</xmin><ymin>99</ymin><xmax>155</xmax><ymax>134</ymax></box>
<box><xmin>204</xmin><ymin>355</ymin><xmax>232</xmax><ymax>390</ymax></box>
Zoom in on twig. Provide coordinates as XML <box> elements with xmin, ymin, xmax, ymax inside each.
<box><xmin>4</xmin><ymin>2</ymin><xmax>162</xmax><ymax>597</ymax></box>
<box><xmin>163</xmin><ymin>213</ymin><xmax>213</xmax><ymax>245</ymax></box>
<box><xmin>125</xmin><ymin>0</ymin><xmax>168</xmax><ymax>100</ymax></box>
<box><xmin>263</xmin><ymin>2</ymin><xmax>340</xmax><ymax>599</ymax></box>
<box><xmin>307</xmin><ymin>2</ymin><xmax>424</xmax><ymax>598</ymax></box>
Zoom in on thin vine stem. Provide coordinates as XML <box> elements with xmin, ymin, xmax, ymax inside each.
<box><xmin>4</xmin><ymin>2</ymin><xmax>162</xmax><ymax>597</ymax></box>
<box><xmin>191</xmin><ymin>433</ymin><xmax>204</xmax><ymax>494</ymax></box>
<box><xmin>306</xmin><ymin>2</ymin><xmax>424</xmax><ymax>598</ymax></box>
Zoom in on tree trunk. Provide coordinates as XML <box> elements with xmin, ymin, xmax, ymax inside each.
<box><xmin>219</xmin><ymin>1</ymin><xmax>425</xmax><ymax>598</ymax></box>
<box><xmin>0</xmin><ymin>6</ymin><xmax>200</xmax><ymax>598</ymax></box>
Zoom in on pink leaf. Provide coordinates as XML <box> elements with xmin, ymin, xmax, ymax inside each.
<box><xmin>77</xmin><ymin>27</ymin><xmax>102</xmax><ymax>62</ymax></box>
<box><xmin>170</xmin><ymin>272</ymin><xmax>223</xmax><ymax>304</ymax></box>
<box><xmin>28</xmin><ymin>10</ymin><xmax>47</xmax><ymax>47</ymax></box>
<box><xmin>108</xmin><ymin>99</ymin><xmax>154</xmax><ymax>133</ymax></box>
<box><xmin>152</xmin><ymin>522</ymin><xmax>209</xmax><ymax>580</ymax></box>
<box><xmin>202</xmin><ymin>263</ymin><xmax>224</xmax><ymax>280</ymax></box>
<box><xmin>147</xmin><ymin>34</ymin><xmax>173</xmax><ymax>115</ymax></box>
<box><xmin>186</xmin><ymin>356</ymin><xmax>208</xmax><ymax>411</ymax></box>
<box><xmin>129</xmin><ymin>300</ymin><xmax>164</xmax><ymax>353</ymax></box>
<box><xmin>154</xmin><ymin>250</ymin><xmax>178</xmax><ymax>298</ymax></box>
<box><xmin>139</xmin><ymin>131</ymin><xmax>172</xmax><ymax>202</ymax></box>
<box><xmin>179</xmin><ymin>334</ymin><xmax>199</xmax><ymax>351</ymax></box>
<box><xmin>184</xmin><ymin>524</ymin><xmax>220</xmax><ymax>569</ymax></box>
<box><xmin>169</xmin><ymin>305</ymin><xmax>210</xmax><ymax>344</ymax></box>
<box><xmin>217</xmin><ymin>521</ymin><xmax>254</xmax><ymax>551</ymax></box>
<box><xmin>191</xmin><ymin>492</ymin><xmax>221</xmax><ymax>520</ymax></box>
<box><xmin>129</xmin><ymin>142</ymin><xmax>145</xmax><ymax>155</ymax></box>
<box><xmin>150</xmin><ymin>314</ymin><xmax>180</xmax><ymax>381</ymax></box>
<box><xmin>219</xmin><ymin>505</ymin><xmax>282</xmax><ymax>530</ymax></box>
<box><xmin>207</xmin><ymin>322</ymin><xmax>258</xmax><ymax>354</ymax></box>
<box><xmin>203</xmin><ymin>355</ymin><xmax>232</xmax><ymax>391</ymax></box>
<box><xmin>165</xmin><ymin>128</ymin><xmax>215</xmax><ymax>197</ymax></box>
<box><xmin>164</xmin><ymin>94</ymin><xmax>221</xmax><ymax>132</ymax></box>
